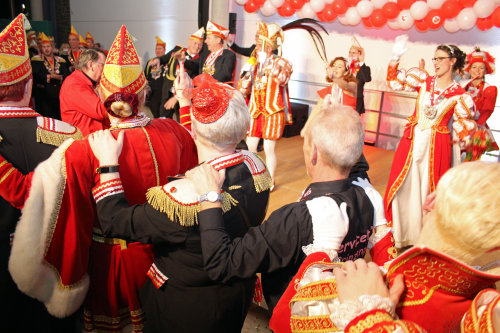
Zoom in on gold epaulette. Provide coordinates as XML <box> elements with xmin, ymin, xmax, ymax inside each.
<box><xmin>31</xmin><ymin>55</ymin><xmax>43</xmax><ymax>61</ymax></box>
<box><xmin>36</xmin><ymin>117</ymin><xmax>83</xmax><ymax>147</ymax></box>
<box><xmin>55</xmin><ymin>56</ymin><xmax>66</xmax><ymax>63</ymax></box>
<box><xmin>146</xmin><ymin>178</ymin><xmax>238</xmax><ymax>227</ymax></box>
<box><xmin>240</xmin><ymin>151</ymin><xmax>273</xmax><ymax>193</ymax></box>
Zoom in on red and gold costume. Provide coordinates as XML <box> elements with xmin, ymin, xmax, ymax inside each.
<box><xmin>67</xmin><ymin>26</ymin><xmax>82</xmax><ymax>67</ymax></box>
<box><xmin>462</xmin><ymin>47</ymin><xmax>497</xmax><ymax>127</ymax></box>
<box><xmin>270</xmin><ymin>247</ymin><xmax>500</xmax><ymax>333</ymax></box>
<box><xmin>238</xmin><ymin>22</ymin><xmax>293</xmax><ymax>141</ymax></box>
<box><xmin>8</xmin><ymin>25</ymin><xmax>197</xmax><ymax>332</ymax></box>
<box><xmin>384</xmin><ymin>63</ymin><xmax>476</xmax><ymax>247</ymax></box>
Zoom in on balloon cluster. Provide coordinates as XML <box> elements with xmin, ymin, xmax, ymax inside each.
<box><xmin>236</xmin><ymin>0</ymin><xmax>500</xmax><ymax>31</ymax></box>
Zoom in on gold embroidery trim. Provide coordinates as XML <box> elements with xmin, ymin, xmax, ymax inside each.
<box><xmin>0</xmin><ymin>167</ymin><xmax>14</xmax><ymax>185</ymax></box>
<box><xmin>141</xmin><ymin>127</ymin><xmax>160</xmax><ymax>186</ymax></box>
<box><xmin>251</xmin><ymin>153</ymin><xmax>273</xmax><ymax>193</ymax></box>
<box><xmin>345</xmin><ymin>310</ymin><xmax>394</xmax><ymax>333</ymax></box>
<box><xmin>146</xmin><ymin>186</ymin><xmax>238</xmax><ymax>227</ymax></box>
<box><xmin>290</xmin><ymin>314</ymin><xmax>338</xmax><ymax>332</ymax></box>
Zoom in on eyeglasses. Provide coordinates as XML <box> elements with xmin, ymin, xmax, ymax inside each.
<box><xmin>431</xmin><ymin>57</ymin><xmax>451</xmax><ymax>63</ymax></box>
<box><xmin>94</xmin><ymin>62</ymin><xmax>105</xmax><ymax>67</ymax></box>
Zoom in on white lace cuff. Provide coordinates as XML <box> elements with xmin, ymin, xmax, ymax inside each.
<box><xmin>367</xmin><ymin>225</ymin><xmax>391</xmax><ymax>249</ymax></box>
<box><xmin>301</xmin><ymin>244</ymin><xmax>340</xmax><ymax>262</ymax></box>
<box><xmin>329</xmin><ymin>295</ymin><xmax>396</xmax><ymax>330</ymax></box>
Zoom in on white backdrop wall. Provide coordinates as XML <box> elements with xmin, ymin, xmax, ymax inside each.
<box><xmin>69</xmin><ymin>0</ymin><xmax>199</xmax><ymax>67</ymax></box>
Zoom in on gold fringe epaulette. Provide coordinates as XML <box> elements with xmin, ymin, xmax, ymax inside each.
<box><xmin>251</xmin><ymin>153</ymin><xmax>273</xmax><ymax>193</ymax></box>
<box><xmin>146</xmin><ymin>186</ymin><xmax>239</xmax><ymax>227</ymax></box>
<box><xmin>31</xmin><ymin>55</ymin><xmax>43</xmax><ymax>61</ymax></box>
<box><xmin>36</xmin><ymin>127</ymin><xmax>83</xmax><ymax>147</ymax></box>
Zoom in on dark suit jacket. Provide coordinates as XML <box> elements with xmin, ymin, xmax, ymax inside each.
<box><xmin>355</xmin><ymin>64</ymin><xmax>371</xmax><ymax>115</ymax></box>
<box><xmin>184</xmin><ymin>48</ymin><xmax>236</xmax><ymax>83</ymax></box>
<box><xmin>229</xmin><ymin>43</ymin><xmax>255</xmax><ymax>57</ymax></box>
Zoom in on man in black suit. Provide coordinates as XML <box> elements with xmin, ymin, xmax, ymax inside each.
<box><xmin>183</xmin><ymin>20</ymin><xmax>236</xmax><ymax>84</ymax></box>
<box><xmin>348</xmin><ymin>44</ymin><xmax>371</xmax><ymax>115</ymax></box>
<box><xmin>156</xmin><ymin>28</ymin><xmax>204</xmax><ymax>119</ymax></box>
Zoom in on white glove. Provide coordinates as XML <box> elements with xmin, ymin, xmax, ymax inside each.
<box><xmin>306</xmin><ymin>198</ymin><xmax>349</xmax><ymax>252</ymax></box>
<box><xmin>352</xmin><ymin>177</ymin><xmax>387</xmax><ymax>227</ymax></box>
<box><xmin>240</xmin><ymin>60</ymin><xmax>254</xmax><ymax>75</ymax></box>
<box><xmin>257</xmin><ymin>51</ymin><xmax>268</xmax><ymax>65</ymax></box>
<box><xmin>392</xmin><ymin>34</ymin><xmax>409</xmax><ymax>61</ymax></box>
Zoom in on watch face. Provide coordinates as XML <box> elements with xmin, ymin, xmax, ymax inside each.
<box><xmin>207</xmin><ymin>191</ymin><xmax>218</xmax><ymax>202</ymax></box>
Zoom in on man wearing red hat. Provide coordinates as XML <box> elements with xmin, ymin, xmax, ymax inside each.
<box><xmin>183</xmin><ymin>20</ymin><xmax>236</xmax><ymax>83</ymax></box>
<box><xmin>0</xmin><ymin>14</ymin><xmax>81</xmax><ymax>331</ymax></box>
<box><xmin>59</xmin><ymin>48</ymin><xmax>109</xmax><ymax>136</ymax></box>
<box><xmin>84</xmin><ymin>72</ymin><xmax>272</xmax><ymax>332</ymax></box>
<box><xmin>144</xmin><ymin>36</ymin><xmax>167</xmax><ymax>118</ymax></box>
<box><xmin>85</xmin><ymin>31</ymin><xmax>95</xmax><ymax>49</ymax></box>
<box><xmin>7</xmin><ymin>25</ymin><xmax>198</xmax><ymax>332</ymax></box>
<box><xmin>31</xmin><ymin>32</ymin><xmax>70</xmax><ymax>120</ymax></box>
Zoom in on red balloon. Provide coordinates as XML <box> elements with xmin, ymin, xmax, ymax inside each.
<box><xmin>382</xmin><ymin>2</ymin><xmax>400</xmax><ymax>20</ymax></box>
<box><xmin>290</xmin><ymin>0</ymin><xmax>305</xmax><ymax>10</ymax></box>
<box><xmin>494</xmin><ymin>7</ymin><xmax>500</xmax><ymax>28</ymax></box>
<box><xmin>362</xmin><ymin>17</ymin><xmax>373</xmax><ymax>28</ymax></box>
<box><xmin>415</xmin><ymin>18</ymin><xmax>428</xmax><ymax>31</ymax></box>
<box><xmin>458</xmin><ymin>0</ymin><xmax>476</xmax><ymax>7</ymax></box>
<box><xmin>322</xmin><ymin>4</ymin><xmax>337</xmax><ymax>21</ymax></box>
<box><xmin>370</xmin><ymin>9</ymin><xmax>387</xmax><ymax>28</ymax></box>
<box><xmin>346</xmin><ymin>0</ymin><xmax>361</xmax><ymax>6</ymax></box>
<box><xmin>397</xmin><ymin>0</ymin><xmax>415</xmax><ymax>10</ymax></box>
<box><xmin>254</xmin><ymin>0</ymin><xmax>265</xmax><ymax>5</ymax></box>
<box><xmin>332</xmin><ymin>0</ymin><xmax>348</xmax><ymax>15</ymax></box>
<box><xmin>425</xmin><ymin>9</ymin><xmax>444</xmax><ymax>29</ymax></box>
<box><xmin>244</xmin><ymin>0</ymin><xmax>260</xmax><ymax>13</ymax></box>
<box><xmin>441</xmin><ymin>0</ymin><xmax>461</xmax><ymax>19</ymax></box>
<box><xmin>278</xmin><ymin>1</ymin><xmax>296</xmax><ymax>16</ymax></box>
<box><xmin>476</xmin><ymin>16</ymin><xmax>494</xmax><ymax>31</ymax></box>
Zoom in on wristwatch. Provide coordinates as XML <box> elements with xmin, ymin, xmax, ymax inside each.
<box><xmin>199</xmin><ymin>191</ymin><xmax>222</xmax><ymax>203</ymax></box>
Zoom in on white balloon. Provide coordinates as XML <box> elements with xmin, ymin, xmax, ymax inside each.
<box><xmin>387</xmin><ymin>18</ymin><xmax>401</xmax><ymax>30</ymax></box>
<box><xmin>270</xmin><ymin>0</ymin><xmax>285</xmax><ymax>7</ymax></box>
<box><xmin>371</xmin><ymin>0</ymin><xmax>388</xmax><ymax>9</ymax></box>
<box><xmin>397</xmin><ymin>9</ymin><xmax>414</xmax><ymax>30</ymax></box>
<box><xmin>356</xmin><ymin>0</ymin><xmax>374</xmax><ymax>18</ymax></box>
<box><xmin>473</xmin><ymin>0</ymin><xmax>496</xmax><ymax>18</ymax></box>
<box><xmin>310</xmin><ymin>0</ymin><xmax>325</xmax><ymax>12</ymax></box>
<box><xmin>457</xmin><ymin>8</ymin><xmax>477</xmax><ymax>30</ymax></box>
<box><xmin>427</xmin><ymin>0</ymin><xmax>445</xmax><ymax>9</ymax></box>
<box><xmin>346</xmin><ymin>7</ymin><xmax>361</xmax><ymax>25</ymax></box>
<box><xmin>443</xmin><ymin>18</ymin><xmax>460</xmax><ymax>32</ymax></box>
<box><xmin>261</xmin><ymin>1</ymin><xmax>278</xmax><ymax>16</ymax></box>
<box><xmin>235</xmin><ymin>0</ymin><xmax>248</xmax><ymax>5</ymax></box>
<box><xmin>410</xmin><ymin>1</ymin><xmax>429</xmax><ymax>20</ymax></box>
<box><xmin>300</xmin><ymin>3</ymin><xmax>316</xmax><ymax>18</ymax></box>
<box><xmin>338</xmin><ymin>13</ymin><xmax>349</xmax><ymax>25</ymax></box>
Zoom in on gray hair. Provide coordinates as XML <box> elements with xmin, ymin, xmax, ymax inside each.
<box><xmin>307</xmin><ymin>104</ymin><xmax>364</xmax><ymax>173</ymax></box>
<box><xmin>76</xmin><ymin>48</ymin><xmax>106</xmax><ymax>71</ymax></box>
<box><xmin>192</xmin><ymin>90</ymin><xmax>250</xmax><ymax>147</ymax></box>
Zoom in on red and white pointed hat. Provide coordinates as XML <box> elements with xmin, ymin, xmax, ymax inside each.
<box><xmin>100</xmin><ymin>25</ymin><xmax>146</xmax><ymax>97</ymax></box>
<box><xmin>206</xmin><ymin>20</ymin><xmax>229</xmax><ymax>40</ymax></box>
<box><xmin>0</xmin><ymin>14</ymin><xmax>32</xmax><ymax>86</ymax></box>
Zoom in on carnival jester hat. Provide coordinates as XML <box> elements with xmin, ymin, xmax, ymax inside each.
<box><xmin>256</xmin><ymin>21</ymin><xmax>284</xmax><ymax>51</ymax></box>
<box><xmin>0</xmin><ymin>14</ymin><xmax>32</xmax><ymax>86</ymax></box>
<box><xmin>100</xmin><ymin>25</ymin><xmax>146</xmax><ymax>117</ymax></box>
<box><xmin>465</xmin><ymin>47</ymin><xmax>495</xmax><ymax>75</ymax></box>
<box><xmin>155</xmin><ymin>36</ymin><xmax>166</xmax><ymax>47</ymax></box>
<box><xmin>189</xmin><ymin>73</ymin><xmax>234</xmax><ymax>124</ymax></box>
<box><xmin>206</xmin><ymin>20</ymin><xmax>229</xmax><ymax>40</ymax></box>
<box><xmin>190</xmin><ymin>27</ymin><xmax>205</xmax><ymax>41</ymax></box>
<box><xmin>78</xmin><ymin>35</ymin><xmax>88</xmax><ymax>48</ymax></box>
<box><xmin>69</xmin><ymin>25</ymin><xmax>78</xmax><ymax>38</ymax></box>
<box><xmin>85</xmin><ymin>31</ymin><xmax>94</xmax><ymax>42</ymax></box>
<box><xmin>40</xmin><ymin>32</ymin><xmax>51</xmax><ymax>45</ymax></box>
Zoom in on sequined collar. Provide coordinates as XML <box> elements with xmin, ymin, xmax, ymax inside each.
<box><xmin>109</xmin><ymin>114</ymin><xmax>151</xmax><ymax>130</ymax></box>
<box><xmin>0</xmin><ymin>106</ymin><xmax>40</xmax><ymax>118</ymax></box>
